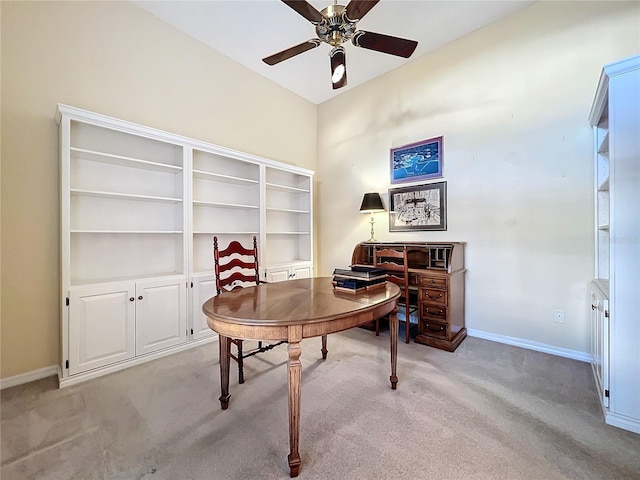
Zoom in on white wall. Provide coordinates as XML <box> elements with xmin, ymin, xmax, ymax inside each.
<box><xmin>0</xmin><ymin>1</ymin><xmax>316</xmax><ymax>379</ymax></box>
<box><xmin>316</xmin><ymin>1</ymin><xmax>640</xmax><ymax>356</ymax></box>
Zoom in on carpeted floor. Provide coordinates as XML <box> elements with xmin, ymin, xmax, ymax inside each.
<box><xmin>2</xmin><ymin>330</ymin><xmax>639</xmax><ymax>480</ymax></box>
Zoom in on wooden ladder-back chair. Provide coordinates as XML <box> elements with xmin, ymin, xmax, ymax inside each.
<box><xmin>213</xmin><ymin>236</ymin><xmax>285</xmax><ymax>384</ymax></box>
<box><xmin>374</xmin><ymin>246</ymin><xmax>416</xmax><ymax>343</ymax></box>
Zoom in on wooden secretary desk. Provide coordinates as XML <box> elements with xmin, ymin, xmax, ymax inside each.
<box><xmin>352</xmin><ymin>242</ymin><xmax>466</xmax><ymax>352</ymax></box>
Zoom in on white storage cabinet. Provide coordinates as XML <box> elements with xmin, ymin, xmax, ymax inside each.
<box><xmin>588</xmin><ymin>55</ymin><xmax>640</xmax><ymax>434</ymax></box>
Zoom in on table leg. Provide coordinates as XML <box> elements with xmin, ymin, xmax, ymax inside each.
<box><xmin>389</xmin><ymin>307</ymin><xmax>399</xmax><ymax>390</ymax></box>
<box><xmin>287</xmin><ymin>325</ymin><xmax>303</xmax><ymax>477</ymax></box>
<box><xmin>321</xmin><ymin>334</ymin><xmax>328</xmax><ymax>360</ymax></box>
<box><xmin>219</xmin><ymin>334</ymin><xmax>231</xmax><ymax>410</ymax></box>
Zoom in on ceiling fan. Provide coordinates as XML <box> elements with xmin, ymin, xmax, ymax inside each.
<box><xmin>262</xmin><ymin>0</ymin><xmax>418</xmax><ymax>90</ymax></box>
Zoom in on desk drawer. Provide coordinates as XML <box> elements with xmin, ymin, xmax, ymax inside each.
<box><xmin>421</xmin><ymin>288</ymin><xmax>447</xmax><ymax>305</ymax></box>
<box><xmin>422</xmin><ymin>304</ymin><xmax>447</xmax><ymax>320</ymax></box>
<box><xmin>420</xmin><ymin>319</ymin><xmax>448</xmax><ymax>339</ymax></box>
<box><xmin>419</xmin><ymin>276</ymin><xmax>448</xmax><ymax>288</ymax></box>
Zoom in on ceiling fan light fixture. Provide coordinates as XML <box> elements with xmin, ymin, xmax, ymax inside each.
<box><xmin>265</xmin><ymin>1</ymin><xmax>418</xmax><ymax>90</ymax></box>
<box><xmin>332</xmin><ymin>64</ymin><xmax>345</xmax><ymax>83</ymax></box>
<box><xmin>330</xmin><ymin>46</ymin><xmax>347</xmax><ymax>89</ymax></box>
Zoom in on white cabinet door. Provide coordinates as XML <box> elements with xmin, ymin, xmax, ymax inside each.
<box><xmin>266</xmin><ymin>266</ymin><xmax>292</xmax><ymax>283</ymax></box>
<box><xmin>291</xmin><ymin>266</ymin><xmax>311</xmax><ymax>280</ymax></box>
<box><xmin>590</xmin><ymin>282</ymin><xmax>610</xmax><ymax>408</ymax></box>
<box><xmin>135</xmin><ymin>277</ymin><xmax>187</xmax><ymax>355</ymax></box>
<box><xmin>69</xmin><ymin>283</ymin><xmax>136</xmax><ymax>375</ymax></box>
<box><xmin>266</xmin><ymin>264</ymin><xmax>312</xmax><ymax>283</ymax></box>
<box><xmin>191</xmin><ymin>274</ymin><xmax>217</xmax><ymax>340</ymax></box>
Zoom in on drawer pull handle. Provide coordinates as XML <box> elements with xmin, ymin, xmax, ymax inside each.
<box><xmin>425</xmin><ymin>307</ymin><xmax>444</xmax><ymax>315</ymax></box>
<box><xmin>427</xmin><ymin>293</ymin><xmax>443</xmax><ymax>300</ymax></box>
<box><xmin>425</xmin><ymin>323</ymin><xmax>445</xmax><ymax>332</ymax></box>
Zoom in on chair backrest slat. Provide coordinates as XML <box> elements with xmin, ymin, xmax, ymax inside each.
<box><xmin>214</xmin><ymin>236</ymin><xmax>260</xmax><ymax>295</ymax></box>
<box><xmin>374</xmin><ymin>245</ymin><xmax>410</xmax><ymax>292</ymax></box>
<box><xmin>373</xmin><ymin>245</ymin><xmax>414</xmax><ymax>343</ymax></box>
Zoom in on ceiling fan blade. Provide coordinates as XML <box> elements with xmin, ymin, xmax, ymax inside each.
<box><xmin>281</xmin><ymin>0</ymin><xmax>324</xmax><ymax>24</ymax></box>
<box><xmin>262</xmin><ymin>39</ymin><xmax>321</xmax><ymax>66</ymax></box>
<box><xmin>352</xmin><ymin>31</ymin><xmax>418</xmax><ymax>58</ymax></box>
<box><xmin>345</xmin><ymin>0</ymin><xmax>380</xmax><ymax>22</ymax></box>
<box><xmin>330</xmin><ymin>47</ymin><xmax>347</xmax><ymax>90</ymax></box>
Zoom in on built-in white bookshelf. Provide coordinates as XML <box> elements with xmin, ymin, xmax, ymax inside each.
<box><xmin>58</xmin><ymin>104</ymin><xmax>314</xmax><ymax>385</ymax></box>
<box><xmin>588</xmin><ymin>55</ymin><xmax>640</xmax><ymax>435</ymax></box>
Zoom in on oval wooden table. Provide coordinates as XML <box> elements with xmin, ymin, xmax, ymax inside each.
<box><xmin>202</xmin><ymin>277</ymin><xmax>401</xmax><ymax>477</ymax></box>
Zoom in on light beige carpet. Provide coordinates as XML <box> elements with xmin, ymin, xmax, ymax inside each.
<box><xmin>2</xmin><ymin>330</ymin><xmax>639</xmax><ymax>479</ymax></box>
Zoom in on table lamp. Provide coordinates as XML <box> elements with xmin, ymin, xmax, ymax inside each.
<box><xmin>359</xmin><ymin>192</ymin><xmax>385</xmax><ymax>242</ymax></box>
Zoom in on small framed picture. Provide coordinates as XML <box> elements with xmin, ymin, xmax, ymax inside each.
<box><xmin>390</xmin><ymin>136</ymin><xmax>443</xmax><ymax>184</ymax></box>
<box><xmin>389</xmin><ymin>182</ymin><xmax>447</xmax><ymax>231</ymax></box>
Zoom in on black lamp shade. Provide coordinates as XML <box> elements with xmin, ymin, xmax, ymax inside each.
<box><xmin>360</xmin><ymin>192</ymin><xmax>385</xmax><ymax>212</ymax></box>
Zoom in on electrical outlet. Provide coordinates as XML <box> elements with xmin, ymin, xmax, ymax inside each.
<box><xmin>554</xmin><ymin>309</ymin><xmax>565</xmax><ymax>323</ymax></box>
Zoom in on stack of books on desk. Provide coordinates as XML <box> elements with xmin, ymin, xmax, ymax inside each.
<box><xmin>332</xmin><ymin>266</ymin><xmax>387</xmax><ymax>293</ymax></box>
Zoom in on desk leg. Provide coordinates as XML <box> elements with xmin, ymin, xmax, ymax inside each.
<box><xmin>287</xmin><ymin>325</ymin><xmax>303</xmax><ymax>477</ymax></box>
<box><xmin>389</xmin><ymin>307</ymin><xmax>399</xmax><ymax>390</ymax></box>
<box><xmin>321</xmin><ymin>334</ymin><xmax>328</xmax><ymax>360</ymax></box>
<box><xmin>219</xmin><ymin>334</ymin><xmax>231</xmax><ymax>410</ymax></box>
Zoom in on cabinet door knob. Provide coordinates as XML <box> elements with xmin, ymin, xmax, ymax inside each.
<box><xmin>591</xmin><ymin>304</ymin><xmax>597</xmax><ymax>310</ymax></box>
<box><xmin>138</xmin><ymin>296</ymin><xmax>143</xmax><ymax>300</ymax></box>
<box><xmin>130</xmin><ymin>297</ymin><xmax>135</xmax><ymax>302</ymax></box>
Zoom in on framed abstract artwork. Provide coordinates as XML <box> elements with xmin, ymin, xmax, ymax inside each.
<box><xmin>390</xmin><ymin>136</ymin><xmax>443</xmax><ymax>184</ymax></box>
<box><xmin>389</xmin><ymin>182</ymin><xmax>447</xmax><ymax>231</ymax></box>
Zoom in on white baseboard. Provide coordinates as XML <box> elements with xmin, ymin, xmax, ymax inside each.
<box><xmin>0</xmin><ymin>330</ymin><xmax>591</xmax><ymax>390</ymax></box>
<box><xmin>0</xmin><ymin>365</ymin><xmax>59</xmax><ymax>390</ymax></box>
<box><xmin>59</xmin><ymin>335</ymin><xmax>218</xmax><ymax>388</ymax></box>
<box><xmin>467</xmin><ymin>328</ymin><xmax>591</xmax><ymax>363</ymax></box>
<box><xmin>1</xmin><ymin>335</ymin><xmax>218</xmax><ymax>390</ymax></box>
<box><xmin>605</xmin><ymin>411</ymin><xmax>640</xmax><ymax>435</ymax></box>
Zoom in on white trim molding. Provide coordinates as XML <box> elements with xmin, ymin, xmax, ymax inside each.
<box><xmin>467</xmin><ymin>329</ymin><xmax>591</xmax><ymax>363</ymax></box>
<box><xmin>0</xmin><ymin>365</ymin><xmax>59</xmax><ymax>390</ymax></box>
<box><xmin>58</xmin><ymin>335</ymin><xmax>217</xmax><ymax>388</ymax></box>
<box><xmin>605</xmin><ymin>411</ymin><xmax>640</xmax><ymax>435</ymax></box>
<box><xmin>1</xmin><ymin>336</ymin><xmax>218</xmax><ymax>390</ymax></box>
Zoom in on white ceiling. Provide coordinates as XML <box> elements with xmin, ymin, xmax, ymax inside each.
<box><xmin>133</xmin><ymin>0</ymin><xmax>534</xmax><ymax>104</ymax></box>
